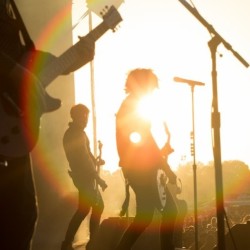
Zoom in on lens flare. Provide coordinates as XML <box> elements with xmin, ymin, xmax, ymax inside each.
<box><xmin>22</xmin><ymin>3</ymin><xmax>75</xmax><ymax>197</ymax></box>
<box><xmin>129</xmin><ymin>132</ymin><xmax>141</xmax><ymax>144</ymax></box>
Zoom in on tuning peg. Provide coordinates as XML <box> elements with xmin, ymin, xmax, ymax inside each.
<box><xmin>99</xmin><ymin>5</ymin><xmax>109</xmax><ymax>17</ymax></box>
<box><xmin>112</xmin><ymin>24</ymin><xmax>121</xmax><ymax>33</ymax></box>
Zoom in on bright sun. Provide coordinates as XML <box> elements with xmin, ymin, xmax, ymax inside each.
<box><xmin>137</xmin><ymin>90</ymin><xmax>169</xmax><ymax>148</ymax></box>
<box><xmin>71</xmin><ymin>1</ymin><xmax>250</xmax><ymax>173</ymax></box>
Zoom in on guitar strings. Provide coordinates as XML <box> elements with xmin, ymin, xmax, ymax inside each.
<box><xmin>72</xmin><ymin>9</ymin><xmax>89</xmax><ymax>31</ymax></box>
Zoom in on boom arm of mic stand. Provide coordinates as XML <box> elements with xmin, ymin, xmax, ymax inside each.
<box><xmin>177</xmin><ymin>1</ymin><xmax>250</xmax><ymax>250</ymax></box>
<box><xmin>178</xmin><ymin>0</ymin><xmax>249</xmax><ymax>68</ymax></box>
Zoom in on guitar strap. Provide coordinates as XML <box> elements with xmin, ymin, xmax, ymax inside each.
<box><xmin>9</xmin><ymin>0</ymin><xmax>35</xmax><ymax>51</ymax></box>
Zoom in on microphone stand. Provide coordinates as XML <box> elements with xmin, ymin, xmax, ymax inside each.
<box><xmin>189</xmin><ymin>84</ymin><xmax>198</xmax><ymax>250</ymax></box>
<box><xmin>179</xmin><ymin>81</ymin><xmax>202</xmax><ymax>250</ymax></box>
<box><xmin>178</xmin><ymin>1</ymin><xmax>249</xmax><ymax>249</ymax></box>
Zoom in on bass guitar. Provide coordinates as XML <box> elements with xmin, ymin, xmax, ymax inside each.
<box><xmin>0</xmin><ymin>5</ymin><xmax>122</xmax><ymax>157</ymax></box>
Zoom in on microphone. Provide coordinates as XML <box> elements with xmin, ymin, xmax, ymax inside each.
<box><xmin>173</xmin><ymin>76</ymin><xmax>205</xmax><ymax>86</ymax></box>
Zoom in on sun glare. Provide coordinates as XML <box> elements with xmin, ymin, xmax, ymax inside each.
<box><xmin>137</xmin><ymin>90</ymin><xmax>170</xmax><ymax>149</ymax></box>
<box><xmin>137</xmin><ymin>90</ymin><xmax>164</xmax><ymax>123</ymax></box>
<box><xmin>129</xmin><ymin>132</ymin><xmax>141</xmax><ymax>144</ymax></box>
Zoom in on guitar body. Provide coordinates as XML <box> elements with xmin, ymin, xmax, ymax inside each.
<box><xmin>0</xmin><ymin>50</ymin><xmax>63</xmax><ymax>157</ymax></box>
<box><xmin>0</xmin><ymin>5</ymin><xmax>122</xmax><ymax>157</ymax></box>
<box><xmin>157</xmin><ymin>168</ymin><xmax>181</xmax><ymax>209</ymax></box>
<box><xmin>156</xmin><ymin>123</ymin><xmax>188</xmax><ymax>247</ymax></box>
<box><xmin>0</xmin><ymin>88</ymin><xmax>61</xmax><ymax>158</ymax></box>
<box><xmin>157</xmin><ymin>168</ymin><xmax>188</xmax><ymax>247</ymax></box>
<box><xmin>157</xmin><ymin>123</ymin><xmax>183</xmax><ymax>210</ymax></box>
<box><xmin>0</xmin><ymin>96</ymin><xmax>39</xmax><ymax>157</ymax></box>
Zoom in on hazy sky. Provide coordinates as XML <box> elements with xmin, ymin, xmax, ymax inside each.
<box><xmin>72</xmin><ymin>0</ymin><xmax>250</xmax><ymax>172</ymax></box>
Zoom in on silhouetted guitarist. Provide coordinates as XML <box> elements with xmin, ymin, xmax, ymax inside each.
<box><xmin>0</xmin><ymin>1</ymin><xmax>94</xmax><ymax>249</ymax></box>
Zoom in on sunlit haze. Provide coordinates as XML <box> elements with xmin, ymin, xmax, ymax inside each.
<box><xmin>72</xmin><ymin>0</ymin><xmax>250</xmax><ymax>173</ymax></box>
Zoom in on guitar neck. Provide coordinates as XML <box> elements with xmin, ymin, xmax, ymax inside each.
<box><xmin>163</xmin><ymin>122</ymin><xmax>171</xmax><ymax>143</ymax></box>
<box><xmin>39</xmin><ymin>22</ymin><xmax>110</xmax><ymax>87</ymax></box>
<box><xmin>96</xmin><ymin>140</ymin><xmax>103</xmax><ymax>173</ymax></box>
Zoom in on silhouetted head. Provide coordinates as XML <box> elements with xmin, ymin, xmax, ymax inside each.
<box><xmin>70</xmin><ymin>104</ymin><xmax>89</xmax><ymax>119</ymax></box>
<box><xmin>125</xmin><ymin>68</ymin><xmax>159</xmax><ymax>95</ymax></box>
<box><xmin>70</xmin><ymin>104</ymin><xmax>89</xmax><ymax>128</ymax></box>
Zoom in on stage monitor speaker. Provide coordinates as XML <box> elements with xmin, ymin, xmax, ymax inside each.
<box><xmin>91</xmin><ymin>217</ymin><xmax>161</xmax><ymax>250</ymax></box>
<box><xmin>224</xmin><ymin>221</ymin><xmax>250</xmax><ymax>250</ymax></box>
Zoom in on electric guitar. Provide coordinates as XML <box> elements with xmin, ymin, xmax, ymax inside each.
<box><xmin>96</xmin><ymin>140</ymin><xmax>106</xmax><ymax>191</ymax></box>
<box><xmin>94</xmin><ymin>140</ymin><xmax>107</xmax><ymax>207</ymax></box>
<box><xmin>96</xmin><ymin>140</ymin><xmax>104</xmax><ymax>176</ymax></box>
<box><xmin>156</xmin><ymin>122</ymin><xmax>181</xmax><ymax>209</ymax></box>
<box><xmin>0</xmin><ymin>5</ymin><xmax>122</xmax><ymax>157</ymax></box>
<box><xmin>86</xmin><ymin>0</ymin><xmax>124</xmax><ymax>18</ymax></box>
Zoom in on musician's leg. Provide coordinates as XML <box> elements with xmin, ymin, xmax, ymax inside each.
<box><xmin>174</xmin><ymin>199</ymin><xmax>188</xmax><ymax>248</ymax></box>
<box><xmin>0</xmin><ymin>155</ymin><xmax>37</xmax><ymax>250</ymax></box>
<box><xmin>87</xmin><ymin>190</ymin><xmax>104</xmax><ymax>249</ymax></box>
<box><xmin>160</xmin><ymin>187</ymin><xmax>178</xmax><ymax>250</ymax></box>
<box><xmin>115</xmin><ymin>174</ymin><xmax>156</xmax><ymax>250</ymax></box>
<box><xmin>61</xmin><ymin>190</ymin><xmax>91</xmax><ymax>250</ymax></box>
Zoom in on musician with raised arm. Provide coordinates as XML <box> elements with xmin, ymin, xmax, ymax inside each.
<box><xmin>115</xmin><ymin>68</ymin><xmax>178</xmax><ymax>250</ymax></box>
<box><xmin>0</xmin><ymin>1</ymin><xmax>95</xmax><ymax>249</ymax></box>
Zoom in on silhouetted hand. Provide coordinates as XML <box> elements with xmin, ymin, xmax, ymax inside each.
<box><xmin>61</xmin><ymin>36</ymin><xmax>95</xmax><ymax>73</ymax></box>
<box><xmin>65</xmin><ymin>36</ymin><xmax>95</xmax><ymax>72</ymax></box>
<box><xmin>97</xmin><ymin>177</ymin><xmax>108</xmax><ymax>191</ymax></box>
<box><xmin>96</xmin><ymin>156</ymin><xmax>105</xmax><ymax>166</ymax></box>
<box><xmin>77</xmin><ymin>36</ymin><xmax>95</xmax><ymax>61</ymax></box>
<box><xmin>162</xmin><ymin>161</ymin><xmax>177</xmax><ymax>185</ymax></box>
<box><xmin>168</xmin><ymin>172</ymin><xmax>177</xmax><ymax>185</ymax></box>
<box><xmin>161</xmin><ymin>142</ymin><xmax>174</xmax><ymax>158</ymax></box>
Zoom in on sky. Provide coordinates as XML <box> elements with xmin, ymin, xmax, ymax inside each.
<box><xmin>72</xmin><ymin>0</ymin><xmax>250</xmax><ymax>173</ymax></box>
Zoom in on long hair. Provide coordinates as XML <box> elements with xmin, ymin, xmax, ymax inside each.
<box><xmin>125</xmin><ymin>68</ymin><xmax>159</xmax><ymax>94</ymax></box>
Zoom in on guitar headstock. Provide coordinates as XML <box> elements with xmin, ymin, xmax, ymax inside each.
<box><xmin>86</xmin><ymin>0</ymin><xmax>124</xmax><ymax>18</ymax></box>
<box><xmin>100</xmin><ymin>5</ymin><xmax>122</xmax><ymax>32</ymax></box>
<box><xmin>98</xmin><ymin>140</ymin><xmax>103</xmax><ymax>152</ymax></box>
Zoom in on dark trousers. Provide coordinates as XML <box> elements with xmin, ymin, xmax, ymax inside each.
<box><xmin>115</xmin><ymin>168</ymin><xmax>178</xmax><ymax>250</ymax></box>
<box><xmin>0</xmin><ymin>155</ymin><xmax>37</xmax><ymax>250</ymax></box>
<box><xmin>63</xmin><ymin>186</ymin><xmax>104</xmax><ymax>246</ymax></box>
